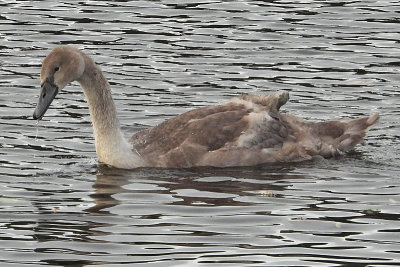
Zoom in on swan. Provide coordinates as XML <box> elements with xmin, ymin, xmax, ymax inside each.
<box><xmin>33</xmin><ymin>46</ymin><xmax>379</xmax><ymax>169</ymax></box>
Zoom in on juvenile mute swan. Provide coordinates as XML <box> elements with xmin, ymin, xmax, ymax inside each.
<box><xmin>33</xmin><ymin>46</ymin><xmax>379</xmax><ymax>169</ymax></box>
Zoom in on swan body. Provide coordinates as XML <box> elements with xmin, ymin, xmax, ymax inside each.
<box><xmin>33</xmin><ymin>46</ymin><xmax>379</xmax><ymax>169</ymax></box>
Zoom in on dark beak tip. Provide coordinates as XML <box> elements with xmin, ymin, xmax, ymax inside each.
<box><xmin>33</xmin><ymin>79</ymin><xmax>58</xmax><ymax>121</ymax></box>
<box><xmin>32</xmin><ymin>113</ymin><xmax>40</xmax><ymax>120</ymax></box>
<box><xmin>33</xmin><ymin>108</ymin><xmax>44</xmax><ymax>121</ymax></box>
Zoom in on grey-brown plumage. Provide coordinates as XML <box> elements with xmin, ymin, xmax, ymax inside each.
<box><xmin>34</xmin><ymin>46</ymin><xmax>379</xmax><ymax>169</ymax></box>
<box><xmin>131</xmin><ymin>93</ymin><xmax>379</xmax><ymax>168</ymax></box>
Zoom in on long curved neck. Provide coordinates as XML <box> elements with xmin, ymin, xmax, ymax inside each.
<box><xmin>77</xmin><ymin>53</ymin><xmax>145</xmax><ymax>168</ymax></box>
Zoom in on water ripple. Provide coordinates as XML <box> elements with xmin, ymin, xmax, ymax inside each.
<box><xmin>0</xmin><ymin>0</ymin><xmax>399</xmax><ymax>266</ymax></box>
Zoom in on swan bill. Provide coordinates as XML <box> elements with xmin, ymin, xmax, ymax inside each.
<box><xmin>33</xmin><ymin>79</ymin><xmax>59</xmax><ymax>120</ymax></box>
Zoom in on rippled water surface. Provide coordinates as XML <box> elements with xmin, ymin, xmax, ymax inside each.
<box><xmin>1</xmin><ymin>1</ymin><xmax>400</xmax><ymax>266</ymax></box>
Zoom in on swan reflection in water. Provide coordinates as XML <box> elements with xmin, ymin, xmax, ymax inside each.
<box><xmin>85</xmin><ymin>164</ymin><xmax>303</xmax><ymax>214</ymax></box>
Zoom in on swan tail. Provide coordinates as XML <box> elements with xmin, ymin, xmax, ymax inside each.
<box><xmin>337</xmin><ymin>113</ymin><xmax>379</xmax><ymax>152</ymax></box>
<box><xmin>311</xmin><ymin>113</ymin><xmax>379</xmax><ymax>157</ymax></box>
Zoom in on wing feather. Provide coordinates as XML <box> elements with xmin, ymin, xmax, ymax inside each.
<box><xmin>130</xmin><ymin>102</ymin><xmax>251</xmax><ymax>167</ymax></box>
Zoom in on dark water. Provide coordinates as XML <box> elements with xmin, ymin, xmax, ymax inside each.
<box><xmin>1</xmin><ymin>1</ymin><xmax>400</xmax><ymax>266</ymax></box>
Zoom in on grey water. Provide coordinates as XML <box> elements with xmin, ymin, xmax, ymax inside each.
<box><xmin>1</xmin><ymin>1</ymin><xmax>399</xmax><ymax>266</ymax></box>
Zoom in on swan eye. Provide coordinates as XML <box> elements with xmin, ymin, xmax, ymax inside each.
<box><xmin>54</xmin><ymin>67</ymin><xmax>60</xmax><ymax>72</ymax></box>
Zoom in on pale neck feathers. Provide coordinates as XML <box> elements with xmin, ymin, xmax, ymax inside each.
<box><xmin>77</xmin><ymin>53</ymin><xmax>145</xmax><ymax>168</ymax></box>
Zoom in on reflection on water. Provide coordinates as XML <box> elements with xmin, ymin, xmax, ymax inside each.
<box><xmin>0</xmin><ymin>0</ymin><xmax>399</xmax><ymax>266</ymax></box>
<box><xmin>90</xmin><ymin>164</ymin><xmax>301</xmax><ymax>211</ymax></box>
<box><xmin>5</xmin><ymin>161</ymin><xmax>397</xmax><ymax>266</ymax></box>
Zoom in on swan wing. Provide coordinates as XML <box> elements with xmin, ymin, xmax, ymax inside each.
<box><xmin>130</xmin><ymin>94</ymin><xmax>291</xmax><ymax>167</ymax></box>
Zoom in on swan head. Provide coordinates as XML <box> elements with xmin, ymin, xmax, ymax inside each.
<box><xmin>33</xmin><ymin>46</ymin><xmax>85</xmax><ymax>120</ymax></box>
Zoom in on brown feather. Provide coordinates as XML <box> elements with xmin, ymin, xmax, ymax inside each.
<box><xmin>130</xmin><ymin>93</ymin><xmax>379</xmax><ymax>168</ymax></box>
<box><xmin>130</xmin><ymin>103</ymin><xmax>251</xmax><ymax>167</ymax></box>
